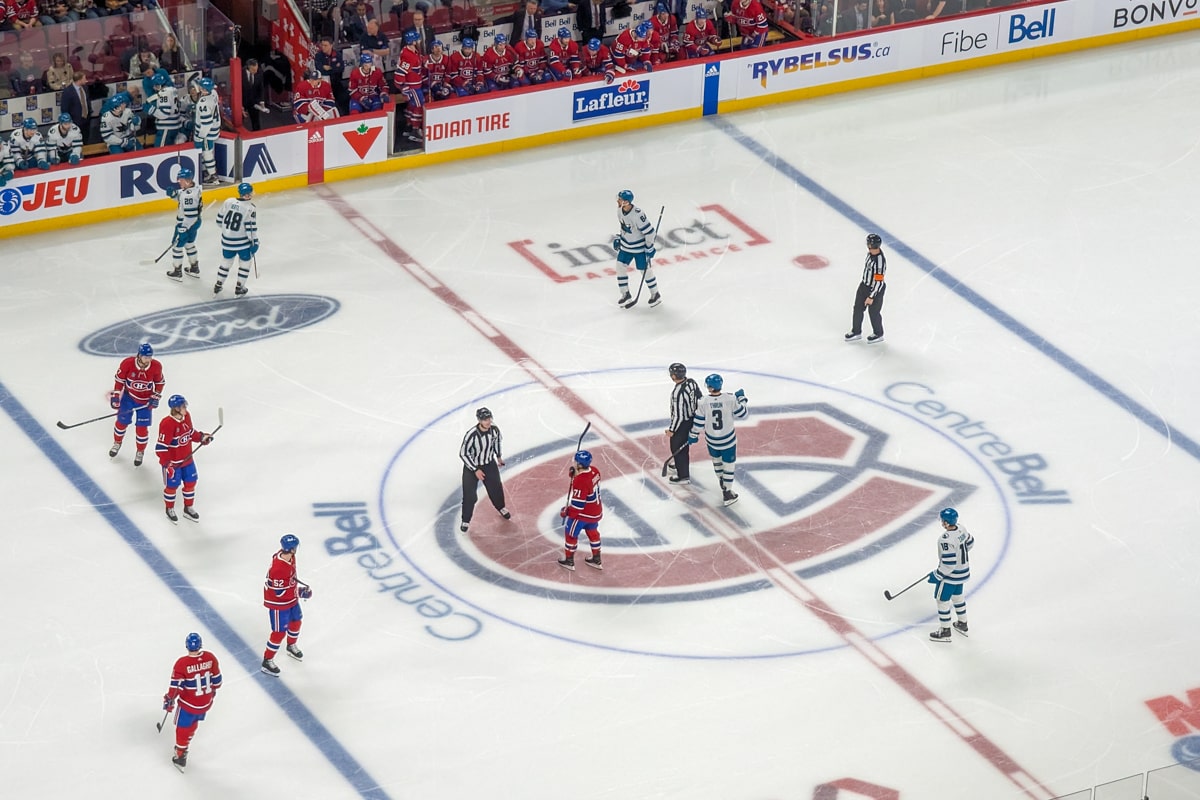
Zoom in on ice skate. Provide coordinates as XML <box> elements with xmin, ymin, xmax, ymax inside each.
<box><xmin>844</xmin><ymin>331</ymin><xmax>861</xmax><ymax>341</ymax></box>
<box><xmin>668</xmin><ymin>475</ymin><xmax>690</xmax><ymax>485</ymax></box>
<box><xmin>166</xmin><ymin>265</ymin><xmax>183</xmax><ymax>282</ymax></box>
<box><xmin>181</xmin><ymin>506</ymin><xmax>199</xmax><ymax>522</ymax></box>
<box><xmin>286</xmin><ymin>643</ymin><xmax>304</xmax><ymax>661</ymax></box>
<box><xmin>213</xmin><ymin>281</ymin><xmax>223</xmax><ymax>295</ymax></box>
<box><xmin>459</xmin><ymin>521</ymin><xmax>469</xmax><ymax>533</ymax></box>
<box><xmin>584</xmin><ymin>555</ymin><xmax>602</xmax><ymax>570</ymax></box>
<box><xmin>499</xmin><ymin>507</ymin><xmax>511</xmax><ymax>520</ymax></box>
<box><xmin>261</xmin><ymin>657</ymin><xmax>281</xmax><ymax>676</ymax></box>
<box><xmin>867</xmin><ymin>333</ymin><xmax>885</xmax><ymax>343</ymax></box>
<box><xmin>929</xmin><ymin>627</ymin><xmax>952</xmax><ymax>643</ymax></box>
<box><xmin>953</xmin><ymin>621</ymin><xmax>969</xmax><ymax>637</ymax></box>
<box><xmin>184</xmin><ymin>263</ymin><xmax>200</xmax><ymax>279</ymax></box>
<box><xmin>722</xmin><ymin>489</ymin><xmax>739</xmax><ymax>506</ymax></box>
<box><xmin>108</xmin><ymin>441</ymin><xmax>121</xmax><ymax>458</ymax></box>
<box><xmin>557</xmin><ymin>557</ymin><xmax>575</xmax><ymax>571</ymax></box>
<box><xmin>234</xmin><ymin>284</ymin><xmax>248</xmax><ymax>297</ymax></box>
<box><xmin>133</xmin><ymin>449</ymin><xmax>144</xmax><ymax>466</ymax></box>
<box><xmin>165</xmin><ymin>507</ymin><xmax>178</xmax><ymax>523</ymax></box>
<box><xmin>617</xmin><ymin>291</ymin><xmax>631</xmax><ymax>306</ymax></box>
<box><xmin>172</xmin><ymin>748</ymin><xmax>187</xmax><ymax>773</ymax></box>
<box><xmin>647</xmin><ymin>291</ymin><xmax>662</xmax><ymax>307</ymax></box>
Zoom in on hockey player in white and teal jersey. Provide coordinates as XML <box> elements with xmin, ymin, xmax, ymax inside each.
<box><xmin>213</xmin><ymin>182</ymin><xmax>258</xmax><ymax>297</ymax></box>
<box><xmin>9</xmin><ymin>118</ymin><xmax>48</xmax><ymax>171</ymax></box>
<box><xmin>192</xmin><ymin>78</ymin><xmax>221</xmax><ymax>185</ymax></box>
<box><xmin>100</xmin><ymin>92</ymin><xmax>141</xmax><ymax>154</ymax></box>
<box><xmin>612</xmin><ymin>189</ymin><xmax>662</xmax><ymax>307</ymax></box>
<box><xmin>147</xmin><ymin>72</ymin><xmax>186</xmax><ymax>148</ymax></box>
<box><xmin>165</xmin><ymin>167</ymin><xmax>203</xmax><ymax>282</ymax></box>
<box><xmin>688</xmin><ymin>373</ymin><xmax>748</xmax><ymax>506</ymax></box>
<box><xmin>927</xmin><ymin>507</ymin><xmax>975</xmax><ymax>643</ymax></box>
<box><xmin>0</xmin><ymin>136</ymin><xmax>14</xmax><ymax>186</ymax></box>
<box><xmin>46</xmin><ymin>114</ymin><xmax>83</xmax><ymax>166</ymax></box>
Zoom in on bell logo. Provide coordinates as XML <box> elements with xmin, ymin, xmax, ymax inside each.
<box><xmin>342</xmin><ymin>123</ymin><xmax>381</xmax><ymax>160</ymax></box>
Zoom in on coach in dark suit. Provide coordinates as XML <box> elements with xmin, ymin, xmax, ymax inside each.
<box><xmin>577</xmin><ymin>0</ymin><xmax>607</xmax><ymax>42</ymax></box>
<box><xmin>61</xmin><ymin>71</ymin><xmax>97</xmax><ymax>144</ymax></box>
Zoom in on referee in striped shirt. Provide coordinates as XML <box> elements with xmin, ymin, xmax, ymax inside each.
<box><xmin>459</xmin><ymin>407</ymin><xmax>511</xmax><ymax>533</ymax></box>
<box><xmin>665</xmin><ymin>363</ymin><xmax>702</xmax><ymax>485</ymax></box>
<box><xmin>845</xmin><ymin>232</ymin><xmax>887</xmax><ymax>344</ymax></box>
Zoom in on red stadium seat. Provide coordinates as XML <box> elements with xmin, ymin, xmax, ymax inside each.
<box><xmin>428</xmin><ymin>7</ymin><xmax>453</xmax><ymax>33</ymax></box>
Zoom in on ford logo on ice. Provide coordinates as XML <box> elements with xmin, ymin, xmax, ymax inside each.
<box><xmin>79</xmin><ymin>294</ymin><xmax>341</xmax><ymax>356</ymax></box>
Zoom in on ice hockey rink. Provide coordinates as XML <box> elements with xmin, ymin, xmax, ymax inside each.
<box><xmin>4</xmin><ymin>28</ymin><xmax>1200</xmax><ymax>800</ymax></box>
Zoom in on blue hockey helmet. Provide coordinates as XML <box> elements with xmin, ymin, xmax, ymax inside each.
<box><xmin>151</xmin><ymin>72</ymin><xmax>169</xmax><ymax>87</ymax></box>
<box><xmin>705</xmin><ymin>373</ymin><xmax>723</xmax><ymax>391</ymax></box>
<box><xmin>635</xmin><ymin>20</ymin><xmax>652</xmax><ymax>36</ymax></box>
<box><xmin>695</xmin><ymin>7</ymin><xmax>707</xmax><ymax>17</ymax></box>
<box><xmin>617</xmin><ymin>189</ymin><xmax>634</xmax><ymax>203</ymax></box>
<box><xmin>167</xmin><ymin>394</ymin><xmax>187</xmax><ymax>409</ymax></box>
<box><xmin>866</xmin><ymin>233</ymin><xmax>882</xmax><ymax>248</ymax></box>
<box><xmin>185</xmin><ymin>632</ymin><xmax>203</xmax><ymax>652</ymax></box>
<box><xmin>558</xmin><ymin>26</ymin><xmax>571</xmax><ymax>38</ymax></box>
<box><xmin>655</xmin><ymin>2</ymin><xmax>668</xmax><ymax>11</ymax></box>
<box><xmin>574</xmin><ymin>450</ymin><xmax>593</xmax><ymax>468</ymax></box>
<box><xmin>587</xmin><ymin>37</ymin><xmax>601</xmax><ymax>51</ymax></box>
<box><xmin>461</xmin><ymin>37</ymin><xmax>476</xmax><ymax>48</ymax></box>
<box><xmin>58</xmin><ymin>113</ymin><xmax>73</xmax><ymax>125</ymax></box>
<box><xmin>198</xmin><ymin>77</ymin><xmax>215</xmax><ymax>92</ymax></box>
<box><xmin>280</xmin><ymin>533</ymin><xmax>300</xmax><ymax>552</ymax></box>
<box><xmin>177</xmin><ymin>166</ymin><xmax>195</xmax><ymax>182</ymax></box>
<box><xmin>138</xmin><ymin>343</ymin><xmax>154</xmax><ymax>358</ymax></box>
<box><xmin>238</xmin><ymin>182</ymin><xmax>254</xmax><ymax>199</ymax></box>
<box><xmin>524</xmin><ymin>28</ymin><xmax>537</xmax><ymax>39</ymax></box>
<box><xmin>21</xmin><ymin>117</ymin><xmax>37</xmax><ymax>130</ymax></box>
<box><xmin>403</xmin><ymin>29</ymin><xmax>419</xmax><ymax>44</ymax></box>
<box><xmin>360</xmin><ymin>52</ymin><xmax>376</xmax><ymax>64</ymax></box>
<box><xmin>494</xmin><ymin>33</ymin><xmax>507</xmax><ymax>45</ymax></box>
<box><xmin>940</xmin><ymin>507</ymin><xmax>959</xmax><ymax>526</ymax></box>
<box><xmin>431</xmin><ymin>39</ymin><xmax>445</xmax><ymax>50</ymax></box>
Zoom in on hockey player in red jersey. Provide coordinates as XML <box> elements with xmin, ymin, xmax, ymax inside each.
<box><xmin>155</xmin><ymin>394</ymin><xmax>213</xmax><ymax>524</ymax></box>
<box><xmin>558</xmin><ymin>450</ymin><xmax>603</xmax><ymax>571</ymax></box>
<box><xmin>163</xmin><ymin>632</ymin><xmax>223</xmax><ymax>773</ymax></box>
<box><xmin>109</xmin><ymin>342</ymin><xmax>165</xmax><ymax>467</ymax></box>
<box><xmin>512</xmin><ymin>28</ymin><xmax>550</xmax><ymax>86</ymax></box>
<box><xmin>394</xmin><ymin>30</ymin><xmax>426</xmax><ymax>141</ymax></box>
<box><xmin>292</xmin><ymin>69</ymin><xmax>340</xmax><ymax>123</ymax></box>
<box><xmin>726</xmin><ymin>0</ymin><xmax>769</xmax><ymax>49</ymax></box>
<box><xmin>348</xmin><ymin>53</ymin><xmax>389</xmax><ymax>114</ymax></box>
<box><xmin>448</xmin><ymin>36</ymin><xmax>488</xmax><ymax>96</ymax></box>
<box><xmin>579</xmin><ymin>37</ymin><xmax>616</xmax><ymax>84</ymax></box>
<box><xmin>261</xmin><ymin>533</ymin><xmax>311</xmax><ymax>677</ymax></box>
<box><xmin>651</xmin><ymin>3</ymin><xmax>681</xmax><ymax>62</ymax></box>
<box><xmin>612</xmin><ymin>21</ymin><xmax>656</xmax><ymax>74</ymax></box>
<box><xmin>483</xmin><ymin>33</ymin><xmax>519</xmax><ymax>91</ymax></box>
<box><xmin>424</xmin><ymin>39</ymin><xmax>454</xmax><ymax>101</ymax></box>
<box><xmin>547</xmin><ymin>26</ymin><xmax>582</xmax><ymax>81</ymax></box>
<box><xmin>682</xmin><ymin>8</ymin><xmax>723</xmax><ymax>59</ymax></box>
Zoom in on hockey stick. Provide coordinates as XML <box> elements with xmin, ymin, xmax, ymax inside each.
<box><xmin>156</xmin><ymin>709</ymin><xmax>170</xmax><ymax>732</ymax></box>
<box><xmin>56</xmin><ymin>403</ymin><xmax>148</xmax><ymax>430</ymax></box>
<box><xmin>660</xmin><ymin>440</ymin><xmax>691</xmax><ymax>477</ymax></box>
<box><xmin>623</xmin><ymin>205</ymin><xmax>665</xmax><ymax>309</ymax></box>
<box><xmin>562</xmin><ymin>422</ymin><xmax>592</xmax><ymax>512</ymax></box>
<box><xmin>883</xmin><ymin>574</ymin><xmax>928</xmax><ymax>601</ymax></box>
<box><xmin>253</xmin><ymin>254</ymin><xmax>259</xmax><ymax>279</ymax></box>
<box><xmin>186</xmin><ymin>407</ymin><xmax>224</xmax><ymax>456</ymax></box>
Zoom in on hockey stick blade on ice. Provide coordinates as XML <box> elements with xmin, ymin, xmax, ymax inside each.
<box><xmin>660</xmin><ymin>441</ymin><xmax>690</xmax><ymax>477</ymax></box>
<box><xmin>156</xmin><ymin>709</ymin><xmax>170</xmax><ymax>732</ymax></box>
<box><xmin>883</xmin><ymin>574</ymin><xmax>928</xmax><ymax>601</ymax></box>
<box><xmin>622</xmin><ymin>205</ymin><xmax>665</xmax><ymax>309</ymax></box>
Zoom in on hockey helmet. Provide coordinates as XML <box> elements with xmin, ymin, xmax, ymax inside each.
<box><xmin>574</xmin><ymin>450</ymin><xmax>593</xmax><ymax>468</ymax></box>
<box><xmin>151</xmin><ymin>72</ymin><xmax>170</xmax><ymax>87</ymax></box>
<box><xmin>617</xmin><ymin>189</ymin><xmax>634</xmax><ymax>203</ymax></box>
<box><xmin>494</xmin><ymin>33</ymin><xmax>507</xmax><ymax>45</ymax></box>
<box><xmin>280</xmin><ymin>533</ymin><xmax>300</xmax><ymax>552</ymax></box>
<box><xmin>21</xmin><ymin>117</ymin><xmax>37</xmax><ymax>130</ymax></box>
<box><xmin>431</xmin><ymin>39</ymin><xmax>445</xmax><ymax>50</ymax></box>
<box><xmin>177</xmin><ymin>167</ymin><xmax>195</xmax><ymax>182</ymax></box>
<box><xmin>198</xmin><ymin>77</ymin><xmax>215</xmax><ymax>92</ymax></box>
<box><xmin>475</xmin><ymin>406</ymin><xmax>493</xmax><ymax>421</ymax></box>
<box><xmin>558</xmin><ymin>26</ymin><xmax>572</xmax><ymax>38</ymax></box>
<box><xmin>940</xmin><ymin>507</ymin><xmax>959</xmax><ymax>526</ymax></box>
<box><xmin>668</xmin><ymin>362</ymin><xmax>687</xmax><ymax>379</ymax></box>
<box><xmin>304</xmin><ymin>68</ymin><xmax>321</xmax><ymax>80</ymax></box>
<box><xmin>524</xmin><ymin>28</ymin><xmax>537</xmax><ymax>39</ymax></box>
<box><xmin>655</xmin><ymin>2</ymin><xmax>668</xmax><ymax>12</ymax></box>
<box><xmin>587</xmin><ymin>37</ymin><xmax>601</xmax><ymax>51</ymax></box>
<box><xmin>695</xmin><ymin>7</ymin><xmax>708</xmax><ymax>17</ymax></box>
<box><xmin>238</xmin><ymin>182</ymin><xmax>254</xmax><ymax>199</ymax></box>
<box><xmin>138</xmin><ymin>343</ymin><xmax>154</xmax><ymax>358</ymax></box>
<box><xmin>462</xmin><ymin>37</ymin><xmax>476</xmax><ymax>48</ymax></box>
<box><xmin>866</xmin><ymin>233</ymin><xmax>882</xmax><ymax>248</ymax></box>
<box><xmin>704</xmin><ymin>373</ymin><xmax>723</xmax><ymax>392</ymax></box>
<box><xmin>167</xmin><ymin>394</ymin><xmax>187</xmax><ymax>409</ymax></box>
<box><xmin>360</xmin><ymin>52</ymin><xmax>375</xmax><ymax>64</ymax></box>
<box><xmin>185</xmin><ymin>632</ymin><xmax>203</xmax><ymax>651</ymax></box>
<box><xmin>635</xmin><ymin>21</ymin><xmax>652</xmax><ymax>37</ymax></box>
<box><xmin>58</xmin><ymin>113</ymin><xmax>73</xmax><ymax>125</ymax></box>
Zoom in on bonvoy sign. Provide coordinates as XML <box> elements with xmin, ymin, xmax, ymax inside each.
<box><xmin>79</xmin><ymin>295</ymin><xmax>341</xmax><ymax>356</ymax></box>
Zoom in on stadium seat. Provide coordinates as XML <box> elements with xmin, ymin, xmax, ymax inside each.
<box><xmin>428</xmin><ymin>7</ymin><xmax>453</xmax><ymax>33</ymax></box>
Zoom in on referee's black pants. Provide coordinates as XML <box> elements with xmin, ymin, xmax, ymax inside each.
<box><xmin>669</xmin><ymin>427</ymin><xmax>693</xmax><ymax>479</ymax></box>
<box><xmin>850</xmin><ymin>282</ymin><xmax>885</xmax><ymax>337</ymax></box>
<box><xmin>461</xmin><ymin>463</ymin><xmax>506</xmax><ymax>523</ymax></box>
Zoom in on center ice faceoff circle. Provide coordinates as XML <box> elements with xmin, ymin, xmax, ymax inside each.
<box><xmin>378</xmin><ymin>369</ymin><xmax>1013</xmax><ymax>659</ymax></box>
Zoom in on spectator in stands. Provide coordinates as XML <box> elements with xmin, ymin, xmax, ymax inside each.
<box><xmin>870</xmin><ymin>0</ymin><xmax>894</xmax><ymax>27</ymax></box>
<box><xmin>62</xmin><ymin>70</ymin><xmax>96</xmax><ymax>143</ymax></box>
<box><xmin>342</xmin><ymin>0</ymin><xmax>375</xmax><ymax>42</ymax></box>
<box><xmin>160</xmin><ymin>33</ymin><xmax>185</xmax><ymax>73</ymax></box>
<box><xmin>507</xmin><ymin>0</ymin><xmax>542</xmax><ymax>43</ymax></box>
<box><xmin>205</xmin><ymin>24</ymin><xmax>234</xmax><ymax>65</ymax></box>
<box><xmin>407</xmin><ymin>2</ymin><xmax>436</xmax><ymax>55</ymax></box>
<box><xmin>359</xmin><ymin>17</ymin><xmax>390</xmax><ymax>66</ymax></box>
<box><xmin>10</xmin><ymin>52</ymin><xmax>42</xmax><ymax>97</ymax></box>
<box><xmin>102</xmin><ymin>0</ymin><xmax>132</xmax><ymax>15</ymax></box>
<box><xmin>315</xmin><ymin>36</ymin><xmax>349</xmax><ymax>115</ymax></box>
<box><xmin>129</xmin><ymin>42</ymin><xmax>161</xmax><ymax>79</ymax></box>
<box><xmin>577</xmin><ymin>0</ymin><xmax>606</xmax><ymax>46</ymax></box>
<box><xmin>926</xmin><ymin>0</ymin><xmax>948</xmax><ymax>18</ymax></box>
<box><xmin>241</xmin><ymin>58</ymin><xmax>266</xmax><ymax>130</ymax></box>
<box><xmin>45</xmin><ymin>52</ymin><xmax>74</xmax><ymax>92</ymax></box>
<box><xmin>41</xmin><ymin>1</ymin><xmax>77</xmax><ymax>24</ymax></box>
<box><xmin>839</xmin><ymin>0</ymin><xmax>868</xmax><ymax>30</ymax></box>
<box><xmin>7</xmin><ymin>0</ymin><xmax>44</xmax><ymax>29</ymax></box>
<box><xmin>892</xmin><ymin>0</ymin><xmax>917</xmax><ymax>21</ymax></box>
<box><xmin>306</xmin><ymin>0</ymin><xmax>336</xmax><ymax>39</ymax></box>
<box><xmin>69</xmin><ymin>0</ymin><xmax>101</xmax><ymax>20</ymax></box>
<box><xmin>542</xmin><ymin>0</ymin><xmax>575</xmax><ymax>15</ymax></box>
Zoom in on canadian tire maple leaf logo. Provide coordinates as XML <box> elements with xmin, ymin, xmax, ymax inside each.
<box><xmin>341</xmin><ymin>122</ymin><xmax>382</xmax><ymax>160</ymax></box>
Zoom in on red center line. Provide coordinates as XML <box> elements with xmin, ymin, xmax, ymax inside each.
<box><xmin>317</xmin><ymin>185</ymin><xmax>1055</xmax><ymax>800</ymax></box>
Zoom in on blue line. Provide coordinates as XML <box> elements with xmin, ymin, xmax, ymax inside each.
<box><xmin>711</xmin><ymin>116</ymin><xmax>1200</xmax><ymax>463</ymax></box>
<box><xmin>0</xmin><ymin>381</ymin><xmax>390</xmax><ymax>800</ymax></box>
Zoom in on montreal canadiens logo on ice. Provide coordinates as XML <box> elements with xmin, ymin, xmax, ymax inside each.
<box><xmin>572</xmin><ymin>78</ymin><xmax>650</xmax><ymax>122</ymax></box>
<box><xmin>79</xmin><ymin>294</ymin><xmax>340</xmax><ymax>356</ymax></box>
